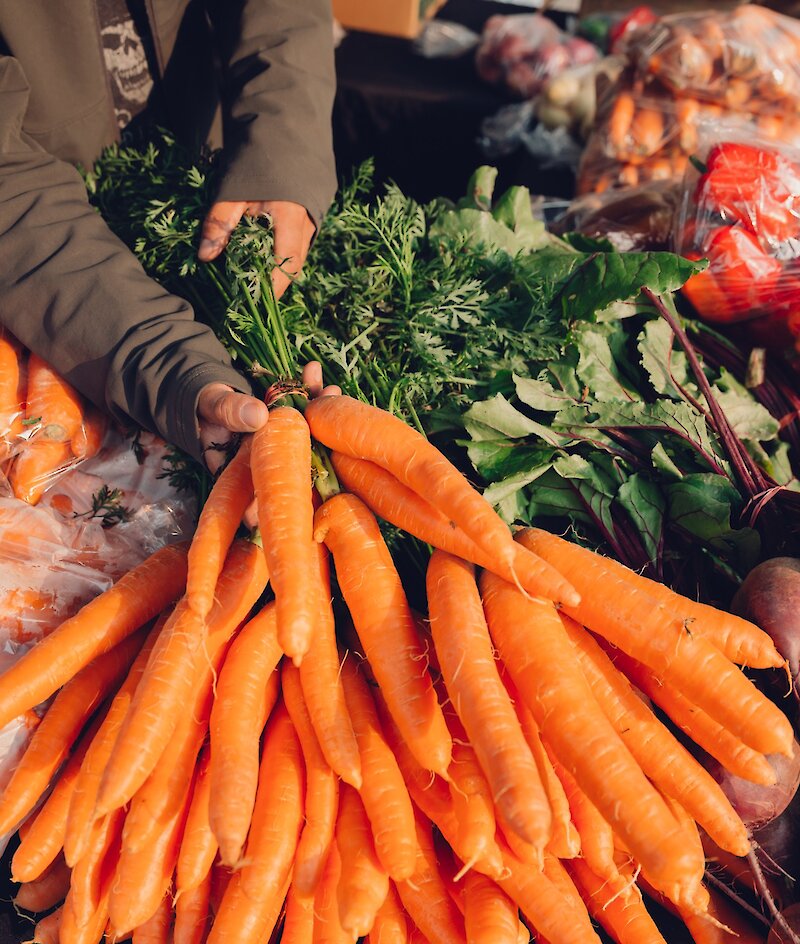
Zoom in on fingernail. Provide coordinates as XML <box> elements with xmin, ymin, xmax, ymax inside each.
<box><xmin>241</xmin><ymin>402</ymin><xmax>266</xmax><ymax>429</ymax></box>
<box><xmin>198</xmin><ymin>239</ymin><xmax>215</xmax><ymax>261</ymax></box>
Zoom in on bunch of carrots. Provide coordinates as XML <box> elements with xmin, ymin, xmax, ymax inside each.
<box><xmin>0</xmin><ymin>331</ymin><xmax>106</xmax><ymax>505</ymax></box>
<box><xmin>0</xmin><ymin>388</ymin><xmax>792</xmax><ymax>944</ymax></box>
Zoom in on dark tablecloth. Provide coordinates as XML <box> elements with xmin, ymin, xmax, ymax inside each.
<box><xmin>333</xmin><ymin>0</ymin><xmax>577</xmax><ymax>202</ymax></box>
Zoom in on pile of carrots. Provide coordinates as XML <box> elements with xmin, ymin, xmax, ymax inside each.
<box><xmin>0</xmin><ymin>332</ymin><xmax>106</xmax><ymax>505</ymax></box>
<box><xmin>0</xmin><ymin>391</ymin><xmax>791</xmax><ymax>944</ymax></box>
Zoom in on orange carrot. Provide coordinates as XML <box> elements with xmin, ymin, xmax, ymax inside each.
<box><xmin>331</xmin><ymin>452</ymin><xmax>579</xmax><ymax>607</ymax></box>
<box><xmin>174</xmin><ymin>871</ymin><xmax>212</xmax><ymax>944</ymax></box>
<box><xmin>568</xmin><ymin>859</ymin><xmax>666</xmax><ymax>944</ymax></box>
<box><xmin>70</xmin><ymin>406</ymin><xmax>107</xmax><ymax>461</ymax></box>
<box><xmin>64</xmin><ymin>616</ymin><xmax>166</xmax><ymax>866</ymax></box>
<box><xmin>368</xmin><ymin>884</ymin><xmax>411</xmax><ymax>944</ymax></box>
<box><xmin>10</xmin><ymin>440</ymin><xmax>73</xmax><ymax>505</ymax></box>
<box><xmin>298</xmin><ymin>543</ymin><xmax>361</xmax><ymax>788</ymax></box>
<box><xmin>24</xmin><ymin>355</ymin><xmax>83</xmax><ymax>442</ymax></box>
<box><xmin>564</xmin><ymin>615</ymin><xmax>750</xmax><ymax>855</ymax></box>
<box><xmin>306</xmin><ymin>396</ymin><xmax>516</xmax><ymax>569</ymax></box>
<box><xmin>339</xmin><ymin>656</ymin><xmax>418</xmax><ymax>882</ymax></box>
<box><xmin>208</xmin><ymin>602</ymin><xmax>282</xmax><ymax>866</ymax></box>
<box><xmin>252</xmin><ymin>406</ymin><xmax>316</xmax><ymax>663</ymax></box>
<box><xmin>283</xmin><ymin>661</ymin><xmax>339</xmax><ymax>900</ymax></box>
<box><xmin>395</xmin><ymin>810</ymin><xmax>466</xmax><ymax>944</ymax></box>
<box><xmin>132</xmin><ymin>892</ymin><xmax>173</xmax><ymax>944</ymax></box>
<box><xmin>31</xmin><ymin>906</ymin><xmax>62</xmax><ymax>944</ymax></box>
<box><xmin>14</xmin><ymin>853</ymin><xmax>70</xmax><ymax>912</ymax></box>
<box><xmin>176</xmin><ymin>745</ymin><xmax>217</xmax><ymax>895</ymax></box>
<box><xmin>602</xmin><ymin>642</ymin><xmax>776</xmax><ymax>786</ymax></box>
<box><xmin>12</xmin><ymin>714</ymin><xmax>102</xmax><ymax>882</ymax></box>
<box><xmin>464</xmin><ymin>871</ymin><xmax>520</xmax><ymax>944</ymax></box>
<box><xmin>427</xmin><ymin>550</ymin><xmax>550</xmax><ymax>851</ymax></box>
<box><xmin>237</xmin><ymin>701</ymin><xmax>305</xmax><ymax>902</ymax></box>
<box><xmin>630</xmin><ymin>108</ymin><xmax>664</xmax><ymax>158</ymax></box>
<box><xmin>98</xmin><ymin>539</ymin><xmax>267</xmax><ymax>816</ymax></box>
<box><xmin>207</xmin><ymin>870</ymin><xmax>290</xmax><ymax>944</ymax></box>
<box><xmin>313</xmin><ymin>845</ymin><xmax>351</xmax><ymax>944</ymax></box>
<box><xmin>0</xmin><ymin>631</ymin><xmax>145</xmax><ymax>835</ymax></box>
<box><xmin>516</xmin><ymin>530</ymin><xmax>793</xmax><ymax>758</ymax></box>
<box><xmin>447</xmin><ymin>740</ymin><xmax>500</xmax><ymax>876</ymax></box>
<box><xmin>282</xmin><ymin>883</ymin><xmax>314</xmax><ymax>944</ymax></box>
<box><xmin>0</xmin><ymin>330</ymin><xmax>25</xmax><ymax>446</ymax></box>
<box><xmin>480</xmin><ymin>571</ymin><xmax>704</xmax><ymax>908</ymax></box>
<box><xmin>108</xmin><ymin>770</ymin><xmax>193</xmax><ymax>935</ymax></box>
<box><xmin>69</xmin><ymin>807</ymin><xmax>124</xmax><ymax>930</ymax></box>
<box><xmin>187</xmin><ymin>436</ymin><xmax>254</xmax><ymax>618</ymax></box>
<box><xmin>0</xmin><ymin>541</ymin><xmax>188</xmax><ymax>731</ymax></box>
<box><xmin>315</xmin><ymin>494</ymin><xmax>451</xmax><ymax>776</ymax></box>
<box><xmin>336</xmin><ymin>784</ymin><xmax>390</xmax><ymax>937</ymax></box>
<box><xmin>608</xmin><ymin>90</ymin><xmax>636</xmax><ymax>153</ymax></box>
<box><xmin>60</xmin><ymin>880</ymin><xmax>113</xmax><ymax>944</ymax></box>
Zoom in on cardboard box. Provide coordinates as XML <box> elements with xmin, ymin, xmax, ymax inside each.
<box><xmin>332</xmin><ymin>0</ymin><xmax>448</xmax><ymax>38</ymax></box>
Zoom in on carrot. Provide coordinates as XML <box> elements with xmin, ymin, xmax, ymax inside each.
<box><xmin>176</xmin><ymin>745</ymin><xmax>217</xmax><ymax>895</ymax></box>
<box><xmin>24</xmin><ymin>355</ymin><xmax>83</xmax><ymax>442</ymax></box>
<box><xmin>608</xmin><ymin>90</ymin><xmax>636</xmax><ymax>153</ymax></box>
<box><xmin>313</xmin><ymin>846</ymin><xmax>351</xmax><ymax>944</ymax></box>
<box><xmin>564</xmin><ymin>616</ymin><xmax>750</xmax><ymax>855</ymax></box>
<box><xmin>464</xmin><ymin>871</ymin><xmax>520</xmax><ymax>944</ymax></box>
<box><xmin>70</xmin><ymin>406</ymin><xmax>107</xmax><ymax>461</ymax></box>
<box><xmin>282</xmin><ymin>883</ymin><xmax>314</xmax><ymax>944</ymax></box>
<box><xmin>98</xmin><ymin>539</ymin><xmax>267</xmax><ymax>816</ymax></box>
<box><xmin>331</xmin><ymin>452</ymin><xmax>579</xmax><ymax>607</ymax></box>
<box><xmin>69</xmin><ymin>808</ymin><xmax>124</xmax><ymax>930</ymax></box>
<box><xmin>567</xmin><ymin>859</ymin><xmax>667</xmax><ymax>944</ymax></box>
<box><xmin>315</xmin><ymin>494</ymin><xmax>451</xmax><ymax>776</ymax></box>
<box><xmin>480</xmin><ymin>572</ymin><xmax>704</xmax><ymax>908</ymax></box>
<box><xmin>60</xmin><ymin>881</ymin><xmax>112</xmax><ymax>944</ymax></box>
<box><xmin>447</xmin><ymin>740</ymin><xmax>500</xmax><ymax>876</ymax></box>
<box><xmin>368</xmin><ymin>884</ymin><xmax>411</xmax><ymax>944</ymax></box>
<box><xmin>339</xmin><ymin>655</ymin><xmax>418</xmax><ymax>882</ymax></box>
<box><xmin>0</xmin><ymin>541</ymin><xmax>189</xmax><ymax>731</ymax></box>
<box><xmin>0</xmin><ymin>330</ymin><xmax>25</xmax><ymax>446</ymax></box>
<box><xmin>14</xmin><ymin>853</ymin><xmax>70</xmax><ymax>912</ymax></box>
<box><xmin>630</xmin><ymin>108</ymin><xmax>664</xmax><ymax>159</ymax></box>
<box><xmin>186</xmin><ymin>436</ymin><xmax>254</xmax><ymax>619</ymax></box>
<box><xmin>208</xmin><ymin>601</ymin><xmax>282</xmax><ymax>867</ymax></box>
<box><xmin>395</xmin><ymin>809</ymin><xmax>466</xmax><ymax>944</ymax></box>
<box><xmin>31</xmin><ymin>906</ymin><xmax>63</xmax><ymax>944</ymax></box>
<box><xmin>515</xmin><ymin>530</ymin><xmax>794</xmax><ymax>758</ymax></box>
<box><xmin>12</xmin><ymin>713</ymin><xmax>103</xmax><ymax>882</ymax></box>
<box><xmin>533</xmin><ymin>530</ymin><xmax>779</xmax><ymax>668</ymax></box>
<box><xmin>108</xmin><ymin>768</ymin><xmax>193</xmax><ymax>935</ymax></box>
<box><xmin>252</xmin><ymin>406</ymin><xmax>315</xmax><ymax>663</ymax></box>
<box><xmin>0</xmin><ymin>630</ymin><xmax>145</xmax><ymax>836</ymax></box>
<box><xmin>306</xmin><ymin>396</ymin><xmax>516</xmax><ymax>570</ymax></box>
<box><xmin>237</xmin><ymin>701</ymin><xmax>305</xmax><ymax>902</ymax></box>
<box><xmin>64</xmin><ymin>616</ymin><xmax>166</xmax><ymax>866</ymax></box>
<box><xmin>174</xmin><ymin>872</ymin><xmax>212</xmax><ymax>944</ymax></box>
<box><xmin>132</xmin><ymin>892</ymin><xmax>173</xmax><ymax>944</ymax></box>
<box><xmin>679</xmin><ymin>886</ymin><xmax>769</xmax><ymax>944</ymax></box>
<box><xmin>298</xmin><ymin>543</ymin><xmax>362</xmax><ymax>788</ymax></box>
<box><xmin>283</xmin><ymin>661</ymin><xmax>339</xmax><ymax>899</ymax></box>
<box><xmin>10</xmin><ymin>440</ymin><xmax>73</xmax><ymax>505</ymax></box>
<box><xmin>207</xmin><ymin>870</ymin><xmax>290</xmax><ymax>944</ymax></box>
<box><xmin>335</xmin><ymin>784</ymin><xmax>389</xmax><ymax>937</ymax></box>
<box><xmin>602</xmin><ymin>643</ymin><xmax>776</xmax><ymax>786</ymax></box>
<box><xmin>512</xmin><ymin>699</ymin><xmax>579</xmax><ymax>859</ymax></box>
<box><xmin>427</xmin><ymin>550</ymin><xmax>550</xmax><ymax>851</ymax></box>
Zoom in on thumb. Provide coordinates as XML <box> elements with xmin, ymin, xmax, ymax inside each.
<box><xmin>198</xmin><ymin>201</ymin><xmax>248</xmax><ymax>262</ymax></box>
<box><xmin>198</xmin><ymin>385</ymin><xmax>269</xmax><ymax>432</ymax></box>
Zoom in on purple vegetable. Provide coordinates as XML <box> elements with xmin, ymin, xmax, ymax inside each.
<box><xmin>707</xmin><ymin>742</ymin><xmax>800</xmax><ymax>830</ymax></box>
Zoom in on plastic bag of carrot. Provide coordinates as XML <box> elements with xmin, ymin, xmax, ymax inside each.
<box><xmin>0</xmin><ymin>390</ymin><xmax>791</xmax><ymax>944</ymax></box>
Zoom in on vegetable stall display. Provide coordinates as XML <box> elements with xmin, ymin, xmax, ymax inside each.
<box><xmin>0</xmin><ymin>388</ymin><xmax>793</xmax><ymax>944</ymax></box>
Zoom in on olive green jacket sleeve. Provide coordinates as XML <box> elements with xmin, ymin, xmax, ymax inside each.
<box><xmin>0</xmin><ymin>55</ymin><xmax>251</xmax><ymax>462</ymax></box>
<box><xmin>208</xmin><ymin>0</ymin><xmax>338</xmax><ymax>228</ymax></box>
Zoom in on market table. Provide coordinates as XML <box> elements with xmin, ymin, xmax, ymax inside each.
<box><xmin>333</xmin><ymin>0</ymin><xmax>577</xmax><ymax>203</ymax></box>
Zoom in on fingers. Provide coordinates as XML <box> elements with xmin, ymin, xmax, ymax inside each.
<box><xmin>301</xmin><ymin>362</ymin><xmax>341</xmax><ymax>400</ymax></box>
<box><xmin>197</xmin><ymin>384</ymin><xmax>269</xmax><ymax>432</ymax></box>
<box><xmin>198</xmin><ymin>201</ymin><xmax>248</xmax><ymax>262</ymax></box>
<box><xmin>257</xmin><ymin>201</ymin><xmax>316</xmax><ymax>299</ymax></box>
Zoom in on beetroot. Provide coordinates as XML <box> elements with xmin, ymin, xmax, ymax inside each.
<box><xmin>708</xmin><ymin>743</ymin><xmax>800</xmax><ymax>830</ymax></box>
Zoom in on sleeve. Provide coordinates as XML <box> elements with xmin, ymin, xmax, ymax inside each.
<box><xmin>0</xmin><ymin>55</ymin><xmax>253</xmax><ymax>462</ymax></box>
<box><xmin>207</xmin><ymin>0</ymin><xmax>338</xmax><ymax>228</ymax></box>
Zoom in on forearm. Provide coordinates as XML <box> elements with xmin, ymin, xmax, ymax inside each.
<box><xmin>0</xmin><ymin>57</ymin><xmax>250</xmax><ymax>460</ymax></box>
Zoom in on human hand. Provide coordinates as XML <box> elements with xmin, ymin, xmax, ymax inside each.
<box><xmin>197</xmin><ymin>200</ymin><xmax>315</xmax><ymax>299</ymax></box>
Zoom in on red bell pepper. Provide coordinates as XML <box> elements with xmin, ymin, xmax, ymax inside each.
<box><xmin>609</xmin><ymin>6</ymin><xmax>658</xmax><ymax>53</ymax></box>
<box><xmin>681</xmin><ymin>257</ymin><xmax>732</xmax><ymax>324</ymax></box>
<box><xmin>705</xmin><ymin>225</ymin><xmax>783</xmax><ymax>318</ymax></box>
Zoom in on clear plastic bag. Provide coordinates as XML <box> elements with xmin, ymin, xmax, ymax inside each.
<box><xmin>674</xmin><ymin>136</ymin><xmax>800</xmax><ymax>363</ymax></box>
<box><xmin>414</xmin><ymin>19</ymin><xmax>480</xmax><ymax>59</ymax></box>
<box><xmin>475</xmin><ymin>13</ymin><xmax>598</xmax><ymax>100</ymax></box>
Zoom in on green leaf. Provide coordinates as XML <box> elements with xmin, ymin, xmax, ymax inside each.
<box><xmin>638</xmin><ymin>319</ymin><xmax>693</xmax><ymax>401</ymax></box>
<box><xmin>491</xmin><ymin>187</ymin><xmax>549</xmax><ymax>250</ymax></box>
<box><xmin>712</xmin><ymin>368</ymin><xmax>779</xmax><ymax>444</ymax></box>
<box><xmin>513</xmin><ymin>374</ymin><xmax>577</xmax><ymax>412</ymax></box>
<box><xmin>465</xmin><ymin>438</ymin><xmax>554</xmax><ymax>485</ymax></box>
<box><xmin>574</xmin><ymin>324</ymin><xmax>638</xmax><ymax>403</ymax></box>
<box><xmin>556</xmin><ymin>252</ymin><xmax>704</xmax><ymax>322</ymax></box>
<box><xmin>527</xmin><ymin>469</ymin><xmax>594</xmax><ymax>525</ymax></box>
<box><xmin>484</xmin><ymin>462</ymin><xmax>554</xmax><ymax>506</ymax></box>
<box><xmin>464</xmin><ymin>394</ymin><xmax>572</xmax><ymax>447</ymax></box>
<box><xmin>457</xmin><ymin>166</ymin><xmax>498</xmax><ymax>211</ymax></box>
<box><xmin>617</xmin><ymin>474</ymin><xmax>665</xmax><ymax>562</ymax></box>
<box><xmin>651</xmin><ymin>442</ymin><xmax>684</xmax><ymax>480</ymax></box>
